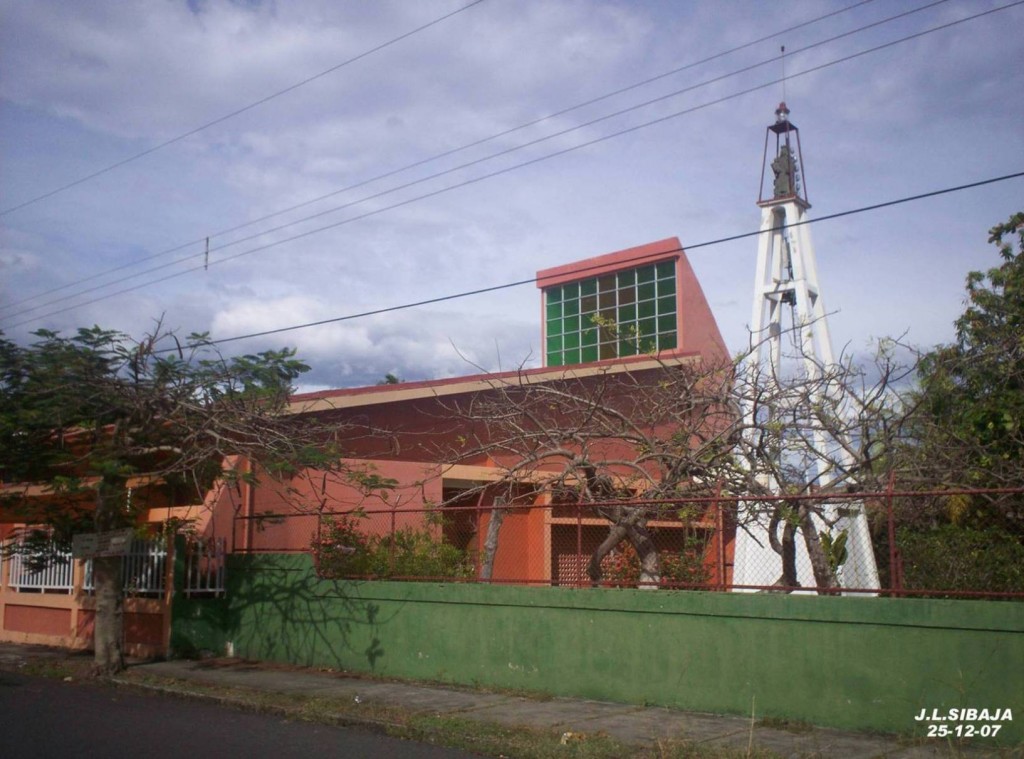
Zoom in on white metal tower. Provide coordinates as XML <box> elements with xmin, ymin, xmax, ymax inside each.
<box><xmin>731</xmin><ymin>103</ymin><xmax>879</xmax><ymax>593</ymax></box>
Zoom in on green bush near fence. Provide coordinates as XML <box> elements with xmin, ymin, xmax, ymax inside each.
<box><xmin>898</xmin><ymin>525</ymin><xmax>1024</xmax><ymax>593</ymax></box>
<box><xmin>599</xmin><ymin>535</ymin><xmax>711</xmax><ymax>588</ymax></box>
<box><xmin>312</xmin><ymin>515</ymin><xmax>473</xmax><ymax>580</ymax></box>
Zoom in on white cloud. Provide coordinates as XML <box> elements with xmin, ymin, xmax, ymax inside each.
<box><xmin>1</xmin><ymin>0</ymin><xmax>1022</xmax><ymax>382</ymax></box>
<box><xmin>209</xmin><ymin>291</ymin><xmax>536</xmax><ymax>388</ymax></box>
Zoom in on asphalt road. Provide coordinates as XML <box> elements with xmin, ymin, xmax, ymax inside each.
<box><xmin>0</xmin><ymin>670</ymin><xmax>478</xmax><ymax>758</ymax></box>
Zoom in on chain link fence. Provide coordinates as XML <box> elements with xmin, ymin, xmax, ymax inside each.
<box><xmin>234</xmin><ymin>486</ymin><xmax>1024</xmax><ymax>599</ymax></box>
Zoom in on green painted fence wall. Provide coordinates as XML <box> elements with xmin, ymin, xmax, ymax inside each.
<box><xmin>167</xmin><ymin>536</ymin><xmax>230</xmax><ymax>658</ymax></box>
<box><xmin>174</xmin><ymin>553</ymin><xmax>1024</xmax><ymax>743</ymax></box>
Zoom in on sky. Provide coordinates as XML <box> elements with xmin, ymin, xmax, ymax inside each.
<box><xmin>1</xmin><ymin>0</ymin><xmax>1022</xmax><ymax>391</ymax></box>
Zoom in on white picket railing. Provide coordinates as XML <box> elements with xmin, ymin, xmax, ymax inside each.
<box><xmin>84</xmin><ymin>538</ymin><xmax>168</xmax><ymax>596</ymax></box>
<box><xmin>121</xmin><ymin>538</ymin><xmax>168</xmax><ymax>595</ymax></box>
<box><xmin>8</xmin><ymin>546</ymin><xmax>75</xmax><ymax>593</ymax></box>
<box><xmin>185</xmin><ymin>537</ymin><xmax>227</xmax><ymax>596</ymax></box>
<box><xmin>5</xmin><ymin>535</ymin><xmax>225</xmax><ymax>596</ymax></box>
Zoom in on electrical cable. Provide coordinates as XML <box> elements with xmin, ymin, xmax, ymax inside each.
<box><xmin>1</xmin><ymin>0</ymin><xmax>987</xmax><ymax>326</ymax></box>
<box><xmin>0</xmin><ymin>0</ymin><xmax>884</xmax><ymax>314</ymax></box>
<box><xmin>0</xmin><ymin>0</ymin><xmax>488</xmax><ymax>217</ymax></box>
<box><xmin>153</xmin><ymin>169</ymin><xmax>1024</xmax><ymax>350</ymax></box>
<box><xmin>5</xmin><ymin>1</ymin><xmax>1021</xmax><ymax>332</ymax></box>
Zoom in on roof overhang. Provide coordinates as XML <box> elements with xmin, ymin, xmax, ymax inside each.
<box><xmin>288</xmin><ymin>351</ymin><xmax>702</xmax><ymax>415</ymax></box>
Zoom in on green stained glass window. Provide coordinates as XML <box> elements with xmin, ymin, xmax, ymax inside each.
<box><xmin>544</xmin><ymin>258</ymin><xmax>679</xmax><ymax>366</ymax></box>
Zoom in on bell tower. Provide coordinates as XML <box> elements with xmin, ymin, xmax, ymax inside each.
<box><xmin>750</xmin><ymin>101</ymin><xmax>836</xmax><ymax>378</ymax></box>
<box><xmin>732</xmin><ymin>103</ymin><xmax>880</xmax><ymax>593</ymax></box>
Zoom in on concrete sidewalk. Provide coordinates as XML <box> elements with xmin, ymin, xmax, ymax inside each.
<box><xmin>117</xmin><ymin>657</ymin><xmax>1005</xmax><ymax>758</ymax></box>
<box><xmin>0</xmin><ymin>643</ymin><xmax>1009</xmax><ymax>757</ymax></box>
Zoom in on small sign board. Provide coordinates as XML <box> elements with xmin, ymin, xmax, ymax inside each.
<box><xmin>72</xmin><ymin>528</ymin><xmax>134</xmax><ymax>559</ymax></box>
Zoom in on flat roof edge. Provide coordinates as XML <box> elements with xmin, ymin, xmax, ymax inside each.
<box><xmin>535</xmin><ymin>237</ymin><xmax>683</xmax><ymax>289</ymax></box>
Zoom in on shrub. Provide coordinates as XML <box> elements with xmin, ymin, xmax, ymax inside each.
<box><xmin>897</xmin><ymin>525</ymin><xmax>1024</xmax><ymax>593</ymax></box>
<box><xmin>599</xmin><ymin>535</ymin><xmax>712</xmax><ymax>588</ymax></box>
<box><xmin>311</xmin><ymin>514</ymin><xmax>374</xmax><ymax>577</ymax></box>
<box><xmin>370</xmin><ymin>527</ymin><xmax>475</xmax><ymax>579</ymax></box>
<box><xmin>312</xmin><ymin>515</ymin><xmax>474</xmax><ymax>581</ymax></box>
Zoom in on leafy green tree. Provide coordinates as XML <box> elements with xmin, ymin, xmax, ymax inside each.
<box><xmin>0</xmin><ymin>322</ymin><xmax>347</xmax><ymax>674</ymax></box>
<box><xmin>909</xmin><ymin>212</ymin><xmax>1024</xmax><ymax>535</ymax></box>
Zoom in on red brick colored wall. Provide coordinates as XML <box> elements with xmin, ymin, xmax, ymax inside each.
<box><xmin>4</xmin><ymin>604</ymin><xmax>71</xmax><ymax>636</ymax></box>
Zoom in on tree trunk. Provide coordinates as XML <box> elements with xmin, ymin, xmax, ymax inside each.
<box><xmin>479</xmin><ymin>497</ymin><xmax>506</xmax><ymax>582</ymax></box>
<box><xmin>588</xmin><ymin>524</ymin><xmax>627</xmax><ymax>584</ymax></box>
<box><xmin>767</xmin><ymin>502</ymin><xmax>838</xmax><ymax>593</ymax></box>
<box><xmin>799</xmin><ymin>505</ymin><xmax>839</xmax><ymax>593</ymax></box>
<box><xmin>92</xmin><ymin>477</ymin><xmax>127</xmax><ymax>676</ymax></box>
<box><xmin>625</xmin><ymin>523</ymin><xmax>660</xmax><ymax>590</ymax></box>
<box><xmin>91</xmin><ymin>554</ymin><xmax>124</xmax><ymax>675</ymax></box>
<box><xmin>768</xmin><ymin>506</ymin><xmax>798</xmax><ymax>590</ymax></box>
<box><xmin>587</xmin><ymin>511</ymin><xmax>661</xmax><ymax>589</ymax></box>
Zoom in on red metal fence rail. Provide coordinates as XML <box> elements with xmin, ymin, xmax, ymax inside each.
<box><xmin>234</xmin><ymin>484</ymin><xmax>1024</xmax><ymax>600</ymax></box>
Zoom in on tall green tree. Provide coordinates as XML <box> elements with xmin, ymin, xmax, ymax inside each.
<box><xmin>0</xmin><ymin>323</ymin><xmax>346</xmax><ymax>674</ymax></box>
<box><xmin>909</xmin><ymin>211</ymin><xmax>1024</xmax><ymax>535</ymax></box>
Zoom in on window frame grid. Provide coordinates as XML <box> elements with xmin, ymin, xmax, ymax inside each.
<box><xmin>545</xmin><ymin>260</ymin><xmax>678</xmax><ymax>366</ymax></box>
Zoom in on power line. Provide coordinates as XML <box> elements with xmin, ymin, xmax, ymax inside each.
<box><xmin>7</xmin><ymin>0</ymin><xmax>1021</xmax><ymax>331</ymax></box>
<box><xmin>185</xmin><ymin>171</ymin><xmax>1024</xmax><ymax>349</ymax></box>
<box><xmin>5</xmin><ymin>3</ymin><xmax>1017</xmax><ymax>332</ymax></box>
<box><xmin>0</xmin><ymin>0</ymin><xmax>885</xmax><ymax>315</ymax></box>
<box><xmin>0</xmin><ymin>0</ymin><xmax>488</xmax><ymax>217</ymax></box>
<box><xmin>2</xmin><ymin>0</ymin><xmax>982</xmax><ymax>326</ymax></box>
